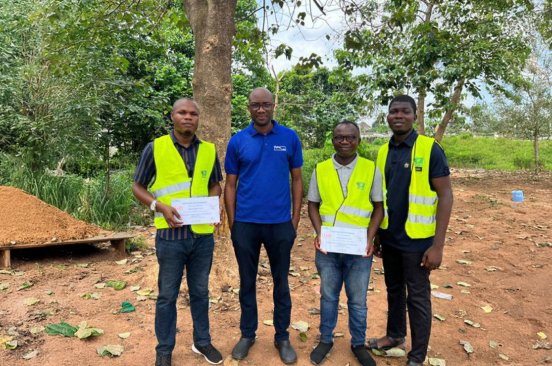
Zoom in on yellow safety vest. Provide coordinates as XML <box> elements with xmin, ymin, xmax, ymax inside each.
<box><xmin>316</xmin><ymin>156</ymin><xmax>375</xmax><ymax>228</ymax></box>
<box><xmin>150</xmin><ymin>135</ymin><xmax>216</xmax><ymax>234</ymax></box>
<box><xmin>376</xmin><ymin>134</ymin><xmax>438</xmax><ymax>239</ymax></box>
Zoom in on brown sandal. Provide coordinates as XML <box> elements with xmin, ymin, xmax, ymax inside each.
<box><xmin>366</xmin><ymin>336</ymin><xmax>405</xmax><ymax>351</ymax></box>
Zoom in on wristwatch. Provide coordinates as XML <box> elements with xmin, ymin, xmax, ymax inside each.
<box><xmin>150</xmin><ymin>200</ymin><xmax>157</xmax><ymax>211</ymax></box>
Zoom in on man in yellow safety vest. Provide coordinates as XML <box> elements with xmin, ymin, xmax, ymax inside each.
<box><xmin>367</xmin><ymin>95</ymin><xmax>453</xmax><ymax>366</ymax></box>
<box><xmin>132</xmin><ymin>98</ymin><xmax>223</xmax><ymax>366</ymax></box>
<box><xmin>307</xmin><ymin>120</ymin><xmax>384</xmax><ymax>366</ymax></box>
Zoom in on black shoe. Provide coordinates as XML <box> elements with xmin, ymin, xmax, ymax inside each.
<box><xmin>351</xmin><ymin>345</ymin><xmax>376</xmax><ymax>366</ymax></box>
<box><xmin>274</xmin><ymin>339</ymin><xmax>297</xmax><ymax>364</ymax></box>
<box><xmin>310</xmin><ymin>341</ymin><xmax>333</xmax><ymax>365</ymax></box>
<box><xmin>155</xmin><ymin>353</ymin><xmax>171</xmax><ymax>366</ymax></box>
<box><xmin>192</xmin><ymin>343</ymin><xmax>223</xmax><ymax>365</ymax></box>
<box><xmin>231</xmin><ymin>337</ymin><xmax>255</xmax><ymax>360</ymax></box>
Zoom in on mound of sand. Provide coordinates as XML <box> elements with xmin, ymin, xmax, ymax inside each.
<box><xmin>0</xmin><ymin>186</ymin><xmax>101</xmax><ymax>246</ymax></box>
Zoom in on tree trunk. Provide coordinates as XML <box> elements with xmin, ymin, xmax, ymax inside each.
<box><xmin>533</xmin><ymin>132</ymin><xmax>540</xmax><ymax>173</ymax></box>
<box><xmin>182</xmin><ymin>0</ymin><xmax>237</xmax><ymax>162</ymax></box>
<box><xmin>435</xmin><ymin>78</ymin><xmax>465</xmax><ymax>142</ymax></box>
<box><xmin>416</xmin><ymin>92</ymin><xmax>426</xmax><ymax>135</ymax></box>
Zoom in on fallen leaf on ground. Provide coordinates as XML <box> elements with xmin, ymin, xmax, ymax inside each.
<box><xmin>115</xmin><ymin>259</ymin><xmax>128</xmax><ymax>265</ymax></box>
<box><xmin>97</xmin><ymin>344</ymin><xmax>124</xmax><ymax>357</ymax></box>
<box><xmin>481</xmin><ymin>305</ymin><xmax>493</xmax><ymax>313</ymax></box>
<box><xmin>291</xmin><ymin>321</ymin><xmax>309</xmax><ymax>332</ymax></box>
<box><xmin>45</xmin><ymin>322</ymin><xmax>77</xmax><ymax>337</ymax></box>
<box><xmin>81</xmin><ymin>292</ymin><xmax>101</xmax><ymax>300</ymax></box>
<box><xmin>537</xmin><ymin>332</ymin><xmax>547</xmax><ymax>340</ymax></box>
<box><xmin>30</xmin><ymin>326</ymin><xmax>45</xmax><ymax>334</ymax></box>
<box><xmin>23</xmin><ymin>298</ymin><xmax>40</xmax><ymax>306</ymax></box>
<box><xmin>299</xmin><ymin>332</ymin><xmax>308</xmax><ymax>342</ymax></box>
<box><xmin>456</xmin><ymin>259</ymin><xmax>472</xmax><ymax>265</ymax></box>
<box><xmin>22</xmin><ymin>350</ymin><xmax>39</xmax><ymax>360</ymax></box>
<box><xmin>94</xmin><ymin>283</ymin><xmax>106</xmax><ymax>289</ymax></box>
<box><xmin>533</xmin><ymin>340</ymin><xmax>552</xmax><ymax>350</ymax></box>
<box><xmin>498</xmin><ymin>353</ymin><xmax>509</xmax><ymax>361</ymax></box>
<box><xmin>334</xmin><ymin>332</ymin><xmax>344</xmax><ymax>337</ymax></box>
<box><xmin>263</xmin><ymin>319</ymin><xmax>273</xmax><ymax>326</ymax></box>
<box><xmin>130</xmin><ymin>286</ymin><xmax>140</xmax><ymax>292</ymax></box>
<box><xmin>308</xmin><ymin>308</ymin><xmax>320</xmax><ymax>315</ymax></box>
<box><xmin>118</xmin><ymin>332</ymin><xmax>131</xmax><ymax>339</ymax></box>
<box><xmin>0</xmin><ymin>282</ymin><xmax>8</xmax><ymax>290</ymax></box>
<box><xmin>136</xmin><ymin>289</ymin><xmax>152</xmax><ymax>296</ymax></box>
<box><xmin>489</xmin><ymin>340</ymin><xmax>499</xmax><ymax>348</ymax></box>
<box><xmin>464</xmin><ymin>319</ymin><xmax>481</xmax><ymax>328</ymax></box>
<box><xmin>106</xmin><ymin>280</ymin><xmax>127</xmax><ymax>290</ymax></box>
<box><xmin>457</xmin><ymin>281</ymin><xmax>471</xmax><ymax>287</ymax></box>
<box><xmin>17</xmin><ymin>281</ymin><xmax>33</xmax><ymax>291</ymax></box>
<box><xmin>428</xmin><ymin>357</ymin><xmax>446</xmax><ymax>366</ymax></box>
<box><xmin>430</xmin><ymin>284</ymin><xmax>439</xmax><ymax>289</ymax></box>
<box><xmin>460</xmin><ymin>340</ymin><xmax>474</xmax><ymax>354</ymax></box>
<box><xmin>4</xmin><ymin>340</ymin><xmax>17</xmax><ymax>350</ymax></box>
<box><xmin>434</xmin><ymin>314</ymin><xmax>446</xmax><ymax>321</ymax></box>
<box><xmin>75</xmin><ymin>321</ymin><xmax>104</xmax><ymax>339</ymax></box>
<box><xmin>119</xmin><ymin>301</ymin><xmax>136</xmax><ymax>313</ymax></box>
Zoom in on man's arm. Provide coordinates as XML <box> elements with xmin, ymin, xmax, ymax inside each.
<box><xmin>307</xmin><ymin>201</ymin><xmax>326</xmax><ymax>253</ymax></box>
<box><xmin>366</xmin><ymin>201</ymin><xmax>384</xmax><ymax>257</ymax></box>
<box><xmin>132</xmin><ymin>182</ymin><xmax>182</xmax><ymax>228</ymax></box>
<box><xmin>290</xmin><ymin>167</ymin><xmax>303</xmax><ymax>230</ymax></box>
<box><xmin>422</xmin><ymin>175</ymin><xmax>453</xmax><ymax>270</ymax></box>
<box><xmin>224</xmin><ymin>174</ymin><xmax>238</xmax><ymax>230</ymax></box>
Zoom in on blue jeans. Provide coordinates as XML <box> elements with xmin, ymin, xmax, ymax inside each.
<box><xmin>155</xmin><ymin>234</ymin><xmax>214</xmax><ymax>355</ymax></box>
<box><xmin>231</xmin><ymin>221</ymin><xmax>296</xmax><ymax>342</ymax></box>
<box><xmin>315</xmin><ymin>251</ymin><xmax>373</xmax><ymax>346</ymax></box>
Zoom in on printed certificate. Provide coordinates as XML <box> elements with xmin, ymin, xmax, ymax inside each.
<box><xmin>320</xmin><ymin>226</ymin><xmax>367</xmax><ymax>256</ymax></box>
<box><xmin>171</xmin><ymin>197</ymin><xmax>220</xmax><ymax>225</ymax></box>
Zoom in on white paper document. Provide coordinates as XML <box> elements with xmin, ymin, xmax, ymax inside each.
<box><xmin>171</xmin><ymin>197</ymin><xmax>220</xmax><ymax>225</ymax></box>
<box><xmin>320</xmin><ymin>226</ymin><xmax>368</xmax><ymax>256</ymax></box>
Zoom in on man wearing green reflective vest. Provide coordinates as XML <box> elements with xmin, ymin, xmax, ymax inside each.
<box><xmin>132</xmin><ymin>98</ymin><xmax>223</xmax><ymax>366</ymax></box>
<box><xmin>307</xmin><ymin>120</ymin><xmax>383</xmax><ymax>366</ymax></box>
<box><xmin>367</xmin><ymin>95</ymin><xmax>453</xmax><ymax>366</ymax></box>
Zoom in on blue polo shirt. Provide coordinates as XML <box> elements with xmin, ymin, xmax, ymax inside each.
<box><xmin>378</xmin><ymin>130</ymin><xmax>450</xmax><ymax>252</ymax></box>
<box><xmin>225</xmin><ymin>121</ymin><xmax>303</xmax><ymax>224</ymax></box>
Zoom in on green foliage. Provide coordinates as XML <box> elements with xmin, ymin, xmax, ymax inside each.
<box><xmin>126</xmin><ymin>236</ymin><xmax>149</xmax><ymax>252</ymax></box>
<box><xmin>337</xmin><ymin>0</ymin><xmax>533</xmax><ymax>131</ymax></box>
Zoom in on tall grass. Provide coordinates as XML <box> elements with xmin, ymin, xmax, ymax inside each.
<box><xmin>0</xmin><ymin>154</ymin><xmax>147</xmax><ymax>229</ymax></box>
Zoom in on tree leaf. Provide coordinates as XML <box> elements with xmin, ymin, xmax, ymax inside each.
<box><xmin>45</xmin><ymin>322</ymin><xmax>77</xmax><ymax>337</ymax></box>
<box><xmin>291</xmin><ymin>321</ymin><xmax>309</xmax><ymax>332</ymax></box>
<box><xmin>460</xmin><ymin>340</ymin><xmax>474</xmax><ymax>354</ymax></box>
<box><xmin>263</xmin><ymin>319</ymin><xmax>273</xmax><ymax>326</ymax></box>
<box><xmin>106</xmin><ymin>280</ymin><xmax>127</xmax><ymax>290</ymax></box>
<box><xmin>119</xmin><ymin>301</ymin><xmax>135</xmax><ymax>313</ymax></box>
<box><xmin>481</xmin><ymin>305</ymin><xmax>493</xmax><ymax>313</ymax></box>
<box><xmin>97</xmin><ymin>344</ymin><xmax>124</xmax><ymax>357</ymax></box>
<box><xmin>118</xmin><ymin>332</ymin><xmax>131</xmax><ymax>339</ymax></box>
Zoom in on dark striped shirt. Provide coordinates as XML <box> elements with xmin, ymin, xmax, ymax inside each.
<box><xmin>134</xmin><ymin>132</ymin><xmax>223</xmax><ymax>240</ymax></box>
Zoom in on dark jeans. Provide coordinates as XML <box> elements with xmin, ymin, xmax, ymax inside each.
<box><xmin>382</xmin><ymin>244</ymin><xmax>431</xmax><ymax>364</ymax></box>
<box><xmin>231</xmin><ymin>221</ymin><xmax>296</xmax><ymax>342</ymax></box>
<box><xmin>155</xmin><ymin>234</ymin><xmax>214</xmax><ymax>355</ymax></box>
<box><xmin>315</xmin><ymin>251</ymin><xmax>373</xmax><ymax>346</ymax></box>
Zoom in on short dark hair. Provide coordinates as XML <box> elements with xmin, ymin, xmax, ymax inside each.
<box><xmin>388</xmin><ymin>95</ymin><xmax>417</xmax><ymax>114</ymax></box>
<box><xmin>334</xmin><ymin>120</ymin><xmax>360</xmax><ymax>134</ymax></box>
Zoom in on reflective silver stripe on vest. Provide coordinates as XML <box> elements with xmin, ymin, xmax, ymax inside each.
<box><xmin>408</xmin><ymin>194</ymin><xmax>437</xmax><ymax>206</ymax></box>
<box><xmin>334</xmin><ymin>220</ymin><xmax>365</xmax><ymax>229</ymax></box>
<box><xmin>321</xmin><ymin>215</ymin><xmax>335</xmax><ymax>223</ymax></box>
<box><xmin>407</xmin><ymin>213</ymin><xmax>436</xmax><ymax>224</ymax></box>
<box><xmin>152</xmin><ymin>181</ymin><xmax>191</xmax><ymax>198</ymax></box>
<box><xmin>339</xmin><ymin>205</ymin><xmax>372</xmax><ymax>218</ymax></box>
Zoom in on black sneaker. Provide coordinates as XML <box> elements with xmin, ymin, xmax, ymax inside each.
<box><xmin>351</xmin><ymin>345</ymin><xmax>376</xmax><ymax>366</ymax></box>
<box><xmin>192</xmin><ymin>343</ymin><xmax>223</xmax><ymax>365</ymax></box>
<box><xmin>310</xmin><ymin>341</ymin><xmax>333</xmax><ymax>365</ymax></box>
<box><xmin>155</xmin><ymin>353</ymin><xmax>171</xmax><ymax>366</ymax></box>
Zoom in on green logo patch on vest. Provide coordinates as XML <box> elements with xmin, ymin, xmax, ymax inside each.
<box><xmin>356</xmin><ymin>181</ymin><xmax>366</xmax><ymax>191</ymax></box>
<box><xmin>201</xmin><ymin>170</ymin><xmax>207</xmax><ymax>178</ymax></box>
<box><xmin>414</xmin><ymin>157</ymin><xmax>424</xmax><ymax>172</ymax></box>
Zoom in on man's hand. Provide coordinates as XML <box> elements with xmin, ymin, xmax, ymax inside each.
<box><xmin>313</xmin><ymin>235</ymin><xmax>327</xmax><ymax>254</ymax></box>
<box><xmin>372</xmin><ymin>235</ymin><xmax>382</xmax><ymax>258</ymax></box>
<box><xmin>364</xmin><ymin>240</ymin><xmax>374</xmax><ymax>258</ymax></box>
<box><xmin>157</xmin><ymin>202</ymin><xmax>183</xmax><ymax>228</ymax></box>
<box><xmin>292</xmin><ymin>215</ymin><xmax>300</xmax><ymax>231</ymax></box>
<box><xmin>421</xmin><ymin>244</ymin><xmax>444</xmax><ymax>271</ymax></box>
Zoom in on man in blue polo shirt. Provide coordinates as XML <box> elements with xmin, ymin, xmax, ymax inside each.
<box><xmin>367</xmin><ymin>95</ymin><xmax>453</xmax><ymax>366</ymax></box>
<box><xmin>224</xmin><ymin>87</ymin><xmax>303</xmax><ymax>364</ymax></box>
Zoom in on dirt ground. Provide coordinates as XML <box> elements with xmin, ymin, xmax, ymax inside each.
<box><xmin>1</xmin><ymin>170</ymin><xmax>551</xmax><ymax>366</ymax></box>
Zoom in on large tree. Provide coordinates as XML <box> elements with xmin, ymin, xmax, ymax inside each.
<box><xmin>336</xmin><ymin>0</ymin><xmax>534</xmax><ymax>141</ymax></box>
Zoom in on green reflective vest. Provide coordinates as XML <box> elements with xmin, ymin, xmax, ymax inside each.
<box><xmin>376</xmin><ymin>134</ymin><xmax>438</xmax><ymax>239</ymax></box>
<box><xmin>150</xmin><ymin>135</ymin><xmax>216</xmax><ymax>234</ymax></box>
<box><xmin>316</xmin><ymin>156</ymin><xmax>375</xmax><ymax>229</ymax></box>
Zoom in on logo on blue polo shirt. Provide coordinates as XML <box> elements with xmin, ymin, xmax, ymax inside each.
<box><xmin>274</xmin><ymin>145</ymin><xmax>287</xmax><ymax>152</ymax></box>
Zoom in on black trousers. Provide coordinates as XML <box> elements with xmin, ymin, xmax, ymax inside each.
<box><xmin>382</xmin><ymin>244</ymin><xmax>431</xmax><ymax>363</ymax></box>
<box><xmin>231</xmin><ymin>221</ymin><xmax>296</xmax><ymax>342</ymax></box>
